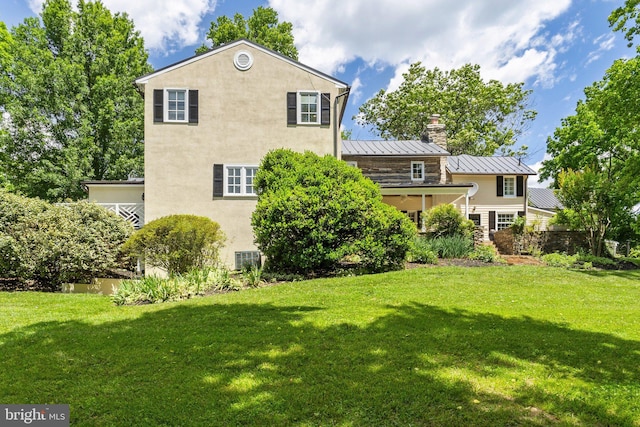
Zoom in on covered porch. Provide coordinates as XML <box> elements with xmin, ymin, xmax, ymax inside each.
<box><xmin>380</xmin><ymin>183</ymin><xmax>474</xmax><ymax>231</ymax></box>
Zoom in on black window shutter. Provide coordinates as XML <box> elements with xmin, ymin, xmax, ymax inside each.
<box><xmin>489</xmin><ymin>211</ymin><xmax>496</xmax><ymax>231</ymax></box>
<box><xmin>321</xmin><ymin>93</ymin><xmax>330</xmax><ymax>125</ymax></box>
<box><xmin>188</xmin><ymin>90</ymin><xmax>198</xmax><ymax>124</ymax></box>
<box><xmin>153</xmin><ymin>89</ymin><xmax>163</xmax><ymax>123</ymax></box>
<box><xmin>516</xmin><ymin>176</ymin><xmax>524</xmax><ymax>197</ymax></box>
<box><xmin>496</xmin><ymin>176</ymin><xmax>504</xmax><ymax>197</ymax></box>
<box><xmin>213</xmin><ymin>164</ymin><xmax>224</xmax><ymax>197</ymax></box>
<box><xmin>287</xmin><ymin>92</ymin><xmax>297</xmax><ymax>125</ymax></box>
<box><xmin>517</xmin><ymin>211</ymin><xmax>526</xmax><ymax>218</ymax></box>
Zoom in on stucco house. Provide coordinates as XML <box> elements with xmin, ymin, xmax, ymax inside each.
<box><xmin>101</xmin><ymin>39</ymin><xmax>349</xmax><ymax>269</ymax></box>
<box><xmin>86</xmin><ymin>39</ymin><xmax>541</xmax><ymax>269</ymax></box>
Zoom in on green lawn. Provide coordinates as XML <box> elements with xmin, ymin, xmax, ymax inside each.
<box><xmin>1</xmin><ymin>266</ymin><xmax>639</xmax><ymax>426</ymax></box>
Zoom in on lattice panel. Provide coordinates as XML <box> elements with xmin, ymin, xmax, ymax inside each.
<box><xmin>102</xmin><ymin>203</ymin><xmax>144</xmax><ymax>229</ymax></box>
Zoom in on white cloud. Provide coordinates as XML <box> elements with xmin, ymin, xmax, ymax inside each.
<box><xmin>27</xmin><ymin>0</ymin><xmax>216</xmax><ymax>52</ymax></box>
<box><xmin>349</xmin><ymin>77</ymin><xmax>363</xmax><ymax>105</ymax></box>
<box><xmin>586</xmin><ymin>33</ymin><xmax>616</xmax><ymax>66</ymax></box>
<box><xmin>271</xmin><ymin>0</ymin><xmax>572</xmax><ymax>87</ymax></box>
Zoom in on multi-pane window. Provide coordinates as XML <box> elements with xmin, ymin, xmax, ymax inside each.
<box><xmin>503</xmin><ymin>176</ymin><xmax>516</xmax><ymax>197</ymax></box>
<box><xmin>225</xmin><ymin>166</ymin><xmax>258</xmax><ymax>196</ymax></box>
<box><xmin>497</xmin><ymin>213</ymin><xmax>515</xmax><ymax>230</ymax></box>
<box><xmin>226</xmin><ymin>167</ymin><xmax>242</xmax><ymax>194</ymax></box>
<box><xmin>411</xmin><ymin>161</ymin><xmax>424</xmax><ymax>181</ymax></box>
<box><xmin>166</xmin><ymin>89</ymin><xmax>187</xmax><ymax>122</ymax></box>
<box><xmin>299</xmin><ymin>92</ymin><xmax>319</xmax><ymax>123</ymax></box>
<box><xmin>245</xmin><ymin>167</ymin><xmax>257</xmax><ymax>194</ymax></box>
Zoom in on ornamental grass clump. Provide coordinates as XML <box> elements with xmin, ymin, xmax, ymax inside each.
<box><xmin>430</xmin><ymin>235</ymin><xmax>474</xmax><ymax>259</ymax></box>
<box><xmin>407</xmin><ymin>236</ymin><xmax>438</xmax><ymax>264</ymax></box>
<box><xmin>112</xmin><ymin>267</ymin><xmax>242</xmax><ymax>305</ymax></box>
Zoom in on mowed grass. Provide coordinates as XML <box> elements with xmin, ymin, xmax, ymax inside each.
<box><xmin>1</xmin><ymin>266</ymin><xmax>639</xmax><ymax>426</ymax></box>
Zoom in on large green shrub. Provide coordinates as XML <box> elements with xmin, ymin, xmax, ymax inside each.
<box><xmin>123</xmin><ymin>215</ymin><xmax>225</xmax><ymax>276</ymax></box>
<box><xmin>252</xmin><ymin>149</ymin><xmax>416</xmax><ymax>275</ymax></box>
<box><xmin>424</xmin><ymin>204</ymin><xmax>475</xmax><ymax>238</ymax></box>
<box><xmin>0</xmin><ymin>191</ymin><xmax>133</xmax><ymax>289</ymax></box>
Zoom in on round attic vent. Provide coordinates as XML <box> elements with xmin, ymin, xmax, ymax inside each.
<box><xmin>234</xmin><ymin>51</ymin><xmax>253</xmax><ymax>71</ymax></box>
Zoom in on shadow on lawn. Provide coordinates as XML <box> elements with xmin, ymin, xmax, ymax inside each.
<box><xmin>1</xmin><ymin>302</ymin><xmax>639</xmax><ymax>426</ymax></box>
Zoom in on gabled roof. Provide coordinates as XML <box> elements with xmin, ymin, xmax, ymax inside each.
<box><xmin>342</xmin><ymin>140</ymin><xmax>449</xmax><ymax>156</ymax></box>
<box><xmin>528</xmin><ymin>187</ymin><xmax>563</xmax><ymax>210</ymax></box>
<box><xmin>134</xmin><ymin>39</ymin><xmax>349</xmax><ymax>88</ymax></box>
<box><xmin>446</xmin><ymin>154</ymin><xmax>536</xmax><ymax>175</ymax></box>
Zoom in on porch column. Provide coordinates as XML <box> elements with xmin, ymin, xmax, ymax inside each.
<box><xmin>421</xmin><ymin>194</ymin><xmax>426</xmax><ymax>232</ymax></box>
<box><xmin>465</xmin><ymin>192</ymin><xmax>469</xmax><ymax>219</ymax></box>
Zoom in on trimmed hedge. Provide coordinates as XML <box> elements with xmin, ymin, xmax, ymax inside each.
<box><xmin>122</xmin><ymin>215</ymin><xmax>225</xmax><ymax>277</ymax></box>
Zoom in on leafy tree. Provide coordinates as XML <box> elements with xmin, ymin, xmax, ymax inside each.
<box><xmin>554</xmin><ymin>169</ymin><xmax>615</xmax><ymax>257</ymax></box>
<box><xmin>540</xmin><ymin>57</ymin><xmax>640</xmax><ymax>248</ymax></box>
<box><xmin>0</xmin><ymin>0</ymin><xmax>152</xmax><ymax>201</ymax></box>
<box><xmin>252</xmin><ymin>149</ymin><xmax>416</xmax><ymax>275</ymax></box>
<box><xmin>609</xmin><ymin>0</ymin><xmax>640</xmax><ymax>50</ymax></box>
<box><xmin>196</xmin><ymin>6</ymin><xmax>298</xmax><ymax>59</ymax></box>
<box><xmin>356</xmin><ymin>63</ymin><xmax>536</xmax><ymax>156</ymax></box>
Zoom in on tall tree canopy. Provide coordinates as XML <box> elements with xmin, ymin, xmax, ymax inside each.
<box><xmin>609</xmin><ymin>0</ymin><xmax>640</xmax><ymax>50</ymax></box>
<box><xmin>196</xmin><ymin>6</ymin><xmax>298</xmax><ymax>59</ymax></box>
<box><xmin>356</xmin><ymin>63</ymin><xmax>536</xmax><ymax>156</ymax></box>
<box><xmin>540</xmin><ymin>57</ymin><xmax>640</xmax><ymax>245</ymax></box>
<box><xmin>0</xmin><ymin>0</ymin><xmax>152</xmax><ymax>201</ymax></box>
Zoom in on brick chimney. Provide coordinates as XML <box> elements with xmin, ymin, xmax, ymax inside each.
<box><xmin>425</xmin><ymin>114</ymin><xmax>447</xmax><ymax>151</ymax></box>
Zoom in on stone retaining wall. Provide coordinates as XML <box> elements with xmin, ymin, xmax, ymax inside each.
<box><xmin>493</xmin><ymin>229</ymin><xmax>589</xmax><ymax>255</ymax></box>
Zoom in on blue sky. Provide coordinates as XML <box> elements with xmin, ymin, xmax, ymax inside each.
<box><xmin>1</xmin><ymin>0</ymin><xmax>634</xmax><ymax>186</ymax></box>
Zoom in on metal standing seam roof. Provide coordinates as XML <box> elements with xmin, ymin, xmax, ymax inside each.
<box><xmin>341</xmin><ymin>140</ymin><xmax>449</xmax><ymax>156</ymax></box>
<box><xmin>528</xmin><ymin>187</ymin><xmax>564</xmax><ymax>210</ymax></box>
<box><xmin>446</xmin><ymin>154</ymin><xmax>537</xmax><ymax>175</ymax></box>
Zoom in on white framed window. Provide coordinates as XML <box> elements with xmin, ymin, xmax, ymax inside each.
<box><xmin>411</xmin><ymin>161</ymin><xmax>424</xmax><ymax>181</ymax></box>
<box><xmin>497</xmin><ymin>213</ymin><xmax>515</xmax><ymax>230</ymax></box>
<box><xmin>225</xmin><ymin>166</ymin><xmax>258</xmax><ymax>196</ymax></box>
<box><xmin>503</xmin><ymin>176</ymin><xmax>516</xmax><ymax>197</ymax></box>
<box><xmin>298</xmin><ymin>91</ymin><xmax>319</xmax><ymax>124</ymax></box>
<box><xmin>345</xmin><ymin>161</ymin><xmax>358</xmax><ymax>167</ymax></box>
<box><xmin>165</xmin><ymin>89</ymin><xmax>187</xmax><ymax>122</ymax></box>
